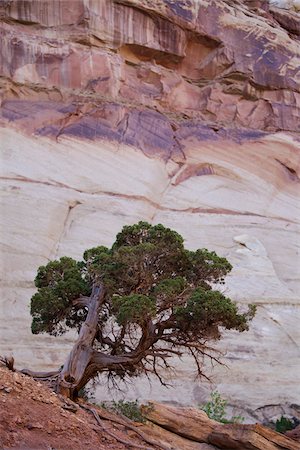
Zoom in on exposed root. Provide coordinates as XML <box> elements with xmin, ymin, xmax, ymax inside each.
<box><xmin>0</xmin><ymin>356</ymin><xmax>15</xmax><ymax>371</ymax></box>
<box><xmin>80</xmin><ymin>404</ymin><xmax>165</xmax><ymax>449</ymax></box>
<box><xmin>87</xmin><ymin>405</ymin><xmax>170</xmax><ymax>450</ymax></box>
<box><xmin>20</xmin><ymin>368</ymin><xmax>60</xmax><ymax>392</ymax></box>
<box><xmin>20</xmin><ymin>368</ymin><xmax>60</xmax><ymax>379</ymax></box>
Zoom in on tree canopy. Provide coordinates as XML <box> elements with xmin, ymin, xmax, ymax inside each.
<box><xmin>29</xmin><ymin>222</ymin><xmax>255</xmax><ymax>398</ymax></box>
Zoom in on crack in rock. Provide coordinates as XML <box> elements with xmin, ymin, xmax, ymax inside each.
<box><xmin>50</xmin><ymin>201</ymin><xmax>82</xmax><ymax>260</ymax></box>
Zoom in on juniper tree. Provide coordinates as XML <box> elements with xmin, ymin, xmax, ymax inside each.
<box><xmin>25</xmin><ymin>222</ymin><xmax>255</xmax><ymax>399</ymax></box>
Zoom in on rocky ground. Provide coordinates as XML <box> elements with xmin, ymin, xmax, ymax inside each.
<box><xmin>0</xmin><ymin>366</ymin><xmax>150</xmax><ymax>450</ymax></box>
<box><xmin>1</xmin><ymin>365</ymin><xmax>299</xmax><ymax>450</ymax></box>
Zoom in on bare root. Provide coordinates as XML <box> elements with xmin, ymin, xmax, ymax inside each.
<box><xmin>80</xmin><ymin>404</ymin><xmax>165</xmax><ymax>450</ymax></box>
<box><xmin>0</xmin><ymin>356</ymin><xmax>15</xmax><ymax>371</ymax></box>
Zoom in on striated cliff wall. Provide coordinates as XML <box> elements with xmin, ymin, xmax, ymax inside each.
<box><xmin>0</xmin><ymin>0</ymin><xmax>299</xmax><ymax>421</ymax></box>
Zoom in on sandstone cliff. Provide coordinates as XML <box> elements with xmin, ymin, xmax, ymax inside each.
<box><xmin>0</xmin><ymin>0</ymin><xmax>299</xmax><ymax>422</ymax></box>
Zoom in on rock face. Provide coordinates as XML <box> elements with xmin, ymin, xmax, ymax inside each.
<box><xmin>0</xmin><ymin>0</ymin><xmax>299</xmax><ymax>420</ymax></box>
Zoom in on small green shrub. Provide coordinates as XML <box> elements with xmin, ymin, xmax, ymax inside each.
<box><xmin>100</xmin><ymin>400</ymin><xmax>147</xmax><ymax>423</ymax></box>
<box><xmin>200</xmin><ymin>391</ymin><xmax>244</xmax><ymax>424</ymax></box>
<box><xmin>275</xmin><ymin>416</ymin><xmax>294</xmax><ymax>434</ymax></box>
<box><xmin>77</xmin><ymin>385</ymin><xmax>95</xmax><ymax>402</ymax></box>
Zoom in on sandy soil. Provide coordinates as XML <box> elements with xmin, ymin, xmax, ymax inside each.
<box><xmin>0</xmin><ymin>366</ymin><xmax>154</xmax><ymax>450</ymax></box>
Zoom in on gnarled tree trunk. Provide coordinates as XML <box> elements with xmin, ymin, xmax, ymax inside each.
<box><xmin>20</xmin><ymin>281</ymin><xmax>160</xmax><ymax>399</ymax></box>
<box><xmin>21</xmin><ymin>284</ymin><xmax>106</xmax><ymax>399</ymax></box>
<box><xmin>57</xmin><ymin>284</ymin><xmax>106</xmax><ymax>398</ymax></box>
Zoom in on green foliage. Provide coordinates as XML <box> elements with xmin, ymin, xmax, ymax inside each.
<box><xmin>101</xmin><ymin>400</ymin><xmax>148</xmax><ymax>423</ymax></box>
<box><xmin>83</xmin><ymin>246</ymin><xmax>111</xmax><ymax>263</ymax></box>
<box><xmin>186</xmin><ymin>249</ymin><xmax>233</xmax><ymax>286</ymax></box>
<box><xmin>201</xmin><ymin>391</ymin><xmax>244</xmax><ymax>424</ymax></box>
<box><xmin>77</xmin><ymin>385</ymin><xmax>95</xmax><ymax>402</ymax></box>
<box><xmin>30</xmin><ymin>221</ymin><xmax>255</xmax><ymax>372</ymax></box>
<box><xmin>31</xmin><ymin>257</ymin><xmax>90</xmax><ymax>335</ymax></box>
<box><xmin>112</xmin><ymin>221</ymin><xmax>184</xmax><ymax>250</ymax></box>
<box><xmin>82</xmin><ymin>246</ymin><xmax>120</xmax><ymax>291</ymax></box>
<box><xmin>175</xmin><ymin>288</ymin><xmax>255</xmax><ymax>337</ymax></box>
<box><xmin>202</xmin><ymin>391</ymin><xmax>227</xmax><ymax>422</ymax></box>
<box><xmin>113</xmin><ymin>294</ymin><xmax>156</xmax><ymax>325</ymax></box>
<box><xmin>275</xmin><ymin>416</ymin><xmax>294</xmax><ymax>434</ymax></box>
<box><xmin>31</xmin><ymin>288</ymin><xmax>68</xmax><ymax>335</ymax></box>
<box><xmin>153</xmin><ymin>277</ymin><xmax>187</xmax><ymax>296</ymax></box>
<box><xmin>34</xmin><ymin>257</ymin><xmax>88</xmax><ymax>293</ymax></box>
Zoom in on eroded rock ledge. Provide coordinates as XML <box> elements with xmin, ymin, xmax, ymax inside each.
<box><xmin>1</xmin><ymin>0</ymin><xmax>300</xmax><ymax>133</ymax></box>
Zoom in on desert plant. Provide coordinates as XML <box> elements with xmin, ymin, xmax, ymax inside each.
<box><xmin>22</xmin><ymin>221</ymin><xmax>255</xmax><ymax>399</ymax></box>
<box><xmin>107</xmin><ymin>400</ymin><xmax>146</xmax><ymax>422</ymax></box>
<box><xmin>201</xmin><ymin>390</ymin><xmax>244</xmax><ymax>424</ymax></box>
<box><xmin>77</xmin><ymin>384</ymin><xmax>96</xmax><ymax>402</ymax></box>
<box><xmin>275</xmin><ymin>416</ymin><xmax>294</xmax><ymax>434</ymax></box>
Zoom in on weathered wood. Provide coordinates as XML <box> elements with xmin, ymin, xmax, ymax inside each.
<box><xmin>81</xmin><ymin>404</ymin><xmax>167</xmax><ymax>450</ymax></box>
<box><xmin>21</xmin><ymin>369</ymin><xmax>59</xmax><ymax>378</ymax></box>
<box><xmin>141</xmin><ymin>401</ymin><xmax>217</xmax><ymax>442</ymax></box>
<box><xmin>57</xmin><ymin>284</ymin><xmax>106</xmax><ymax>397</ymax></box>
<box><xmin>20</xmin><ymin>286</ymin><xmax>161</xmax><ymax>398</ymax></box>
<box><xmin>209</xmin><ymin>424</ymin><xmax>300</xmax><ymax>450</ymax></box>
<box><xmin>143</xmin><ymin>402</ymin><xmax>300</xmax><ymax>450</ymax></box>
<box><xmin>0</xmin><ymin>356</ymin><xmax>15</xmax><ymax>371</ymax></box>
<box><xmin>72</xmin><ymin>296</ymin><xmax>90</xmax><ymax>308</ymax></box>
<box><xmin>139</xmin><ymin>422</ymin><xmax>216</xmax><ymax>450</ymax></box>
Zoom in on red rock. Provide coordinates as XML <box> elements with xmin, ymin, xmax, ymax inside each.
<box><xmin>1</xmin><ymin>0</ymin><xmax>299</xmax><ymax>133</ymax></box>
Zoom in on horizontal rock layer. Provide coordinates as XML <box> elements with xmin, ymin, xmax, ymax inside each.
<box><xmin>0</xmin><ymin>0</ymin><xmax>299</xmax><ymax>420</ymax></box>
<box><xmin>1</xmin><ymin>0</ymin><xmax>300</xmax><ymax>131</ymax></box>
